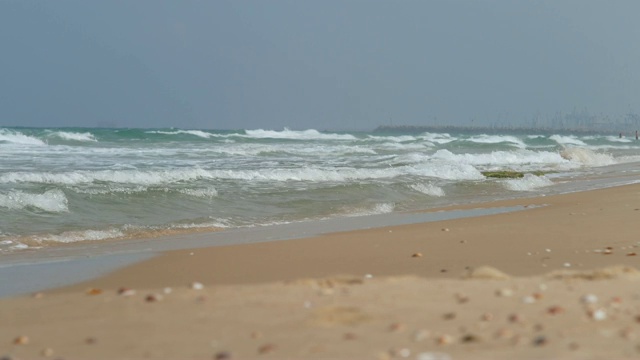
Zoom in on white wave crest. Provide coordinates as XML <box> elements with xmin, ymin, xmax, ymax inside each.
<box><xmin>345</xmin><ymin>202</ymin><xmax>396</xmax><ymax>217</ymax></box>
<box><xmin>550</xmin><ymin>135</ymin><xmax>587</xmax><ymax>146</ymax></box>
<box><xmin>560</xmin><ymin>147</ymin><xmax>615</xmax><ymax>167</ymax></box>
<box><xmin>467</xmin><ymin>134</ymin><xmax>526</xmax><ymax>148</ymax></box>
<box><xmin>418</xmin><ymin>132</ymin><xmax>456</xmax><ymax>144</ymax></box>
<box><xmin>0</xmin><ymin>168</ymin><xmax>215</xmax><ymax>186</ymax></box>
<box><xmin>410</xmin><ymin>162</ymin><xmax>485</xmax><ymax>180</ymax></box>
<box><xmin>410</xmin><ymin>183</ymin><xmax>445</xmax><ymax>197</ymax></box>
<box><xmin>503</xmin><ymin>174</ymin><xmax>553</xmax><ymax>191</ymax></box>
<box><xmin>179</xmin><ymin>188</ymin><xmax>219</xmax><ymax>198</ymax></box>
<box><xmin>431</xmin><ymin>149</ymin><xmax>567</xmax><ymax>168</ymax></box>
<box><xmin>51</xmin><ymin>131</ymin><xmax>97</xmax><ymax>142</ymax></box>
<box><xmin>0</xmin><ymin>189</ymin><xmax>69</xmax><ymax>212</ymax></box>
<box><xmin>244</xmin><ymin>128</ymin><xmax>357</xmax><ymax>140</ymax></box>
<box><xmin>604</xmin><ymin>135</ymin><xmax>632</xmax><ymax>143</ymax></box>
<box><xmin>148</xmin><ymin>130</ymin><xmax>214</xmax><ymax>138</ymax></box>
<box><xmin>39</xmin><ymin>229</ymin><xmax>126</xmax><ymax>243</ymax></box>
<box><xmin>0</xmin><ymin>129</ymin><xmax>46</xmax><ymax>145</ymax></box>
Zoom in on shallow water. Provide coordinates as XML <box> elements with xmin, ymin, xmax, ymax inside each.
<box><xmin>1</xmin><ymin>126</ymin><xmax>640</xmax><ymax>252</ymax></box>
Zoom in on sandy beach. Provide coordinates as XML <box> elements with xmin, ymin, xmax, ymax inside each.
<box><xmin>3</xmin><ymin>183</ymin><xmax>640</xmax><ymax>359</ymax></box>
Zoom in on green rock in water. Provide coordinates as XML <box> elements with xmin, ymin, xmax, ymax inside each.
<box><xmin>481</xmin><ymin>171</ymin><xmax>525</xmax><ymax>179</ymax></box>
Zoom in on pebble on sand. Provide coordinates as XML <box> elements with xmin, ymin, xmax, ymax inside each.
<box><xmin>13</xmin><ymin>335</ymin><xmax>29</xmax><ymax>345</ymax></box>
<box><xmin>258</xmin><ymin>343</ymin><xmax>277</xmax><ymax>354</ymax></box>
<box><xmin>86</xmin><ymin>288</ymin><xmax>103</xmax><ymax>295</ymax></box>
<box><xmin>191</xmin><ymin>282</ymin><xmax>204</xmax><ymax>290</ymax></box>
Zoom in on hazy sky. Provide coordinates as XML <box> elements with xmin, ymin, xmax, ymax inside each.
<box><xmin>2</xmin><ymin>1</ymin><xmax>640</xmax><ymax>130</ymax></box>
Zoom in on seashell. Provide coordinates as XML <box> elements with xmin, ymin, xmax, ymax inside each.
<box><xmin>461</xmin><ymin>334</ymin><xmax>480</xmax><ymax>343</ymax></box>
<box><xmin>481</xmin><ymin>312</ymin><xmax>494</xmax><ymax>321</ymax></box>
<box><xmin>589</xmin><ymin>308</ymin><xmax>607</xmax><ymax>321</ymax></box>
<box><xmin>258</xmin><ymin>343</ymin><xmax>277</xmax><ymax>354</ymax></box>
<box><xmin>343</xmin><ymin>332</ymin><xmax>358</xmax><ymax>340</ymax></box>
<box><xmin>442</xmin><ymin>228</ymin><xmax>450</xmax><ymax>232</ymax></box>
<box><xmin>413</xmin><ymin>329</ymin><xmax>431</xmax><ymax>342</ymax></box>
<box><xmin>547</xmin><ymin>306</ymin><xmax>565</xmax><ymax>315</ymax></box>
<box><xmin>117</xmin><ymin>287</ymin><xmax>136</xmax><ymax>296</ymax></box>
<box><xmin>412</xmin><ymin>252</ymin><xmax>423</xmax><ymax>258</ymax></box>
<box><xmin>436</xmin><ymin>334</ymin><xmax>454</xmax><ymax>345</ymax></box>
<box><xmin>580</xmin><ymin>294</ymin><xmax>598</xmax><ymax>304</ymax></box>
<box><xmin>455</xmin><ymin>293</ymin><xmax>469</xmax><ymax>303</ymax></box>
<box><xmin>522</xmin><ymin>296</ymin><xmax>536</xmax><ymax>304</ymax></box>
<box><xmin>86</xmin><ymin>288</ymin><xmax>102</xmax><ymax>295</ymax></box>
<box><xmin>494</xmin><ymin>328</ymin><xmax>513</xmax><ymax>339</ymax></box>
<box><xmin>13</xmin><ymin>335</ymin><xmax>29</xmax><ymax>345</ymax></box>
<box><xmin>532</xmin><ymin>335</ymin><xmax>548</xmax><ymax>346</ymax></box>
<box><xmin>191</xmin><ymin>282</ymin><xmax>204</xmax><ymax>290</ymax></box>
<box><xmin>214</xmin><ymin>351</ymin><xmax>233</xmax><ymax>360</ymax></box>
<box><xmin>42</xmin><ymin>347</ymin><xmax>54</xmax><ymax>357</ymax></box>
<box><xmin>442</xmin><ymin>312</ymin><xmax>456</xmax><ymax>320</ymax></box>
<box><xmin>508</xmin><ymin>313</ymin><xmax>525</xmax><ymax>323</ymax></box>
<box><xmin>145</xmin><ymin>293</ymin><xmax>163</xmax><ymax>302</ymax></box>
<box><xmin>496</xmin><ymin>288</ymin><xmax>513</xmax><ymax>297</ymax></box>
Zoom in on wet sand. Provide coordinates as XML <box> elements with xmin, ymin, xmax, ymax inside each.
<box><xmin>3</xmin><ymin>184</ymin><xmax>640</xmax><ymax>359</ymax></box>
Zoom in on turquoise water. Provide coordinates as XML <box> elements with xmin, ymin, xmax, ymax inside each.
<box><xmin>1</xmin><ymin>127</ymin><xmax>639</xmax><ymax>251</ymax></box>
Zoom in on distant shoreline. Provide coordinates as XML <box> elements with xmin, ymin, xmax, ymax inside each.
<box><xmin>373</xmin><ymin>124</ymin><xmax>633</xmax><ymax>136</ymax></box>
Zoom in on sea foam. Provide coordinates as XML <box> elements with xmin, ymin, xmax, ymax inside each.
<box><xmin>503</xmin><ymin>174</ymin><xmax>553</xmax><ymax>191</ymax></box>
<box><xmin>560</xmin><ymin>147</ymin><xmax>615</xmax><ymax>167</ymax></box>
<box><xmin>50</xmin><ymin>131</ymin><xmax>97</xmax><ymax>142</ymax></box>
<box><xmin>410</xmin><ymin>183</ymin><xmax>445</xmax><ymax>197</ymax></box>
<box><xmin>244</xmin><ymin>128</ymin><xmax>357</xmax><ymax>141</ymax></box>
<box><xmin>0</xmin><ymin>189</ymin><xmax>68</xmax><ymax>212</ymax></box>
<box><xmin>0</xmin><ymin>129</ymin><xmax>46</xmax><ymax>146</ymax></box>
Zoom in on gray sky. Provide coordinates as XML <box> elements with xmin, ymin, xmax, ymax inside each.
<box><xmin>1</xmin><ymin>1</ymin><xmax>639</xmax><ymax>130</ymax></box>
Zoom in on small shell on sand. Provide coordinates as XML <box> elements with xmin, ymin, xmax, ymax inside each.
<box><xmin>13</xmin><ymin>335</ymin><xmax>29</xmax><ymax>345</ymax></box>
<box><xmin>258</xmin><ymin>343</ymin><xmax>277</xmax><ymax>354</ymax></box>
<box><xmin>191</xmin><ymin>282</ymin><xmax>204</xmax><ymax>290</ymax></box>
<box><xmin>437</xmin><ymin>334</ymin><xmax>454</xmax><ymax>345</ymax></box>
<box><xmin>412</xmin><ymin>252</ymin><xmax>423</xmax><ymax>258</ymax></box>
<box><xmin>589</xmin><ymin>308</ymin><xmax>607</xmax><ymax>321</ymax></box>
<box><xmin>86</xmin><ymin>288</ymin><xmax>102</xmax><ymax>295</ymax></box>
<box><xmin>441</xmin><ymin>228</ymin><xmax>450</xmax><ymax>232</ymax></box>
<box><xmin>547</xmin><ymin>306</ymin><xmax>565</xmax><ymax>315</ymax></box>
<box><xmin>465</xmin><ymin>266</ymin><xmax>510</xmax><ymax>280</ymax></box>
<box><xmin>508</xmin><ymin>313</ymin><xmax>525</xmax><ymax>324</ymax></box>
<box><xmin>117</xmin><ymin>287</ymin><xmax>136</xmax><ymax>296</ymax></box>
<box><xmin>481</xmin><ymin>312</ymin><xmax>494</xmax><ymax>321</ymax></box>
<box><xmin>343</xmin><ymin>332</ymin><xmax>358</xmax><ymax>340</ymax></box>
<box><xmin>496</xmin><ymin>288</ymin><xmax>514</xmax><ymax>297</ymax></box>
<box><xmin>145</xmin><ymin>294</ymin><xmax>163</xmax><ymax>302</ymax></box>
<box><xmin>413</xmin><ymin>329</ymin><xmax>431</xmax><ymax>342</ymax></box>
<box><xmin>532</xmin><ymin>335</ymin><xmax>548</xmax><ymax>346</ymax></box>
<box><xmin>214</xmin><ymin>351</ymin><xmax>233</xmax><ymax>360</ymax></box>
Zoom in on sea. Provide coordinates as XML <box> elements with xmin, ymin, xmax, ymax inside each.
<box><xmin>2</xmin><ymin>126</ymin><xmax>640</xmax><ymax>254</ymax></box>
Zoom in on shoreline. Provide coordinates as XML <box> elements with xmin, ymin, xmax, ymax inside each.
<box><xmin>3</xmin><ymin>183</ymin><xmax>640</xmax><ymax>358</ymax></box>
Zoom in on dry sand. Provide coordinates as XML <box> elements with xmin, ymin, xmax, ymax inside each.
<box><xmin>3</xmin><ymin>184</ymin><xmax>640</xmax><ymax>359</ymax></box>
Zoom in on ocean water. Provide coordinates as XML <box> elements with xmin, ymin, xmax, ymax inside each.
<box><xmin>1</xmin><ymin>126</ymin><xmax>640</xmax><ymax>253</ymax></box>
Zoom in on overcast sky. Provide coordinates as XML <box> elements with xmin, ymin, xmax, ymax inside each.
<box><xmin>2</xmin><ymin>1</ymin><xmax>639</xmax><ymax>130</ymax></box>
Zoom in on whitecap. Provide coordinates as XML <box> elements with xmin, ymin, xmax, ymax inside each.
<box><xmin>0</xmin><ymin>129</ymin><xmax>46</xmax><ymax>145</ymax></box>
<box><xmin>503</xmin><ymin>174</ymin><xmax>553</xmax><ymax>191</ymax></box>
<box><xmin>0</xmin><ymin>189</ymin><xmax>69</xmax><ymax>212</ymax></box>
<box><xmin>410</xmin><ymin>183</ymin><xmax>445</xmax><ymax>197</ymax></box>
